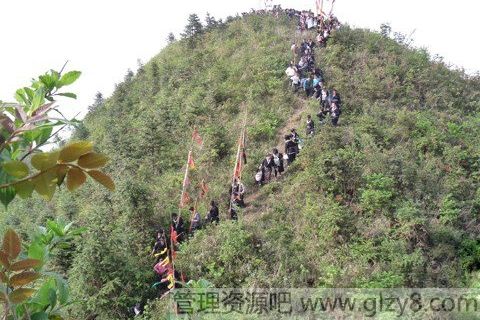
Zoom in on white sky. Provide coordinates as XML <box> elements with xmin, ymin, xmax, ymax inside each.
<box><xmin>1</xmin><ymin>0</ymin><xmax>479</xmax><ymax>120</ymax></box>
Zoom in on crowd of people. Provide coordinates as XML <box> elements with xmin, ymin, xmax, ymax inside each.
<box><xmin>255</xmin><ymin>8</ymin><xmax>342</xmax><ymax>186</ymax></box>
<box><xmin>138</xmin><ymin>6</ymin><xmax>342</xmax><ymax>316</ymax></box>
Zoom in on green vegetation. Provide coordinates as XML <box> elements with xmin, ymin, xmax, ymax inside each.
<box><xmin>1</xmin><ymin>11</ymin><xmax>480</xmax><ymax>319</ymax></box>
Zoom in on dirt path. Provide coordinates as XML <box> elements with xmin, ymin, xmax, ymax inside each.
<box><xmin>242</xmin><ymin>95</ymin><xmax>309</xmax><ymax>220</ymax></box>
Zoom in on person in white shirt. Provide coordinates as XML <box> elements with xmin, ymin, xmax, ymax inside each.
<box><xmin>285</xmin><ymin>65</ymin><xmax>296</xmax><ymax>78</ymax></box>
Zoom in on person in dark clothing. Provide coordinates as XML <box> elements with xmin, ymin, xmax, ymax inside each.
<box><xmin>330</xmin><ymin>89</ymin><xmax>341</xmax><ymax>106</ymax></box>
<box><xmin>171</xmin><ymin>213</ymin><xmax>185</xmax><ymax>242</ymax></box>
<box><xmin>306</xmin><ymin>115</ymin><xmax>315</xmax><ymax>136</ymax></box>
<box><xmin>285</xmin><ymin>134</ymin><xmax>299</xmax><ymax>164</ymax></box>
<box><xmin>314</xmin><ymin>67</ymin><xmax>324</xmax><ymax>80</ymax></box>
<box><xmin>307</xmin><ymin>39</ymin><xmax>315</xmax><ymax>50</ymax></box>
<box><xmin>290</xmin><ymin>129</ymin><xmax>300</xmax><ymax>144</ymax></box>
<box><xmin>230</xmin><ymin>178</ymin><xmax>246</xmax><ymax>207</ymax></box>
<box><xmin>229</xmin><ymin>194</ymin><xmax>241</xmax><ymax>221</ymax></box>
<box><xmin>151</xmin><ymin>230</ymin><xmax>168</xmax><ymax>262</ymax></box>
<box><xmin>261</xmin><ymin>154</ymin><xmax>274</xmax><ymax>183</ymax></box>
<box><xmin>189</xmin><ymin>207</ymin><xmax>202</xmax><ymax>233</ymax></box>
<box><xmin>206</xmin><ymin>201</ymin><xmax>220</xmax><ymax>224</ymax></box>
<box><xmin>331</xmin><ymin>102</ymin><xmax>341</xmax><ymax>126</ymax></box>
<box><xmin>303</xmin><ymin>75</ymin><xmax>314</xmax><ymax>97</ymax></box>
<box><xmin>272</xmin><ymin>148</ymin><xmax>285</xmax><ymax>177</ymax></box>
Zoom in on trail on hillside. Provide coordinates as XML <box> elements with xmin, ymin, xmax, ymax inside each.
<box><xmin>243</xmin><ymin>95</ymin><xmax>308</xmax><ymax>219</ymax></box>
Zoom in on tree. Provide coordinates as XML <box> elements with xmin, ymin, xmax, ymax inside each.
<box><xmin>124</xmin><ymin>69</ymin><xmax>134</xmax><ymax>83</ymax></box>
<box><xmin>205</xmin><ymin>12</ymin><xmax>217</xmax><ymax>29</ymax></box>
<box><xmin>88</xmin><ymin>91</ymin><xmax>104</xmax><ymax>113</ymax></box>
<box><xmin>150</xmin><ymin>62</ymin><xmax>160</xmax><ymax>95</ymax></box>
<box><xmin>167</xmin><ymin>32</ymin><xmax>176</xmax><ymax>43</ymax></box>
<box><xmin>182</xmin><ymin>14</ymin><xmax>203</xmax><ymax>38</ymax></box>
<box><xmin>137</xmin><ymin>59</ymin><xmax>145</xmax><ymax>75</ymax></box>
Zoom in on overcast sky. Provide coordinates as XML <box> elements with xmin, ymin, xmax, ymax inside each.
<box><xmin>1</xmin><ymin>0</ymin><xmax>479</xmax><ymax>120</ymax></box>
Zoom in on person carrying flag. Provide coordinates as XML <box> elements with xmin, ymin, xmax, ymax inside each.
<box><xmin>151</xmin><ymin>229</ymin><xmax>168</xmax><ymax>262</ymax></box>
<box><xmin>171</xmin><ymin>213</ymin><xmax>185</xmax><ymax>243</ymax></box>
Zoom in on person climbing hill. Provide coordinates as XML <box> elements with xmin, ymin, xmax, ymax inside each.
<box><xmin>189</xmin><ymin>207</ymin><xmax>202</xmax><ymax>233</ymax></box>
<box><xmin>171</xmin><ymin>213</ymin><xmax>185</xmax><ymax>243</ymax></box>
<box><xmin>151</xmin><ymin>229</ymin><xmax>168</xmax><ymax>262</ymax></box>
<box><xmin>230</xmin><ymin>178</ymin><xmax>246</xmax><ymax>207</ymax></box>
<box><xmin>331</xmin><ymin>102</ymin><xmax>341</xmax><ymax>126</ymax></box>
<box><xmin>285</xmin><ymin>134</ymin><xmax>299</xmax><ymax>164</ymax></box>
<box><xmin>306</xmin><ymin>115</ymin><xmax>315</xmax><ymax>136</ymax></box>
<box><xmin>272</xmin><ymin>148</ymin><xmax>285</xmax><ymax>177</ymax></box>
<box><xmin>206</xmin><ymin>200</ymin><xmax>220</xmax><ymax>224</ymax></box>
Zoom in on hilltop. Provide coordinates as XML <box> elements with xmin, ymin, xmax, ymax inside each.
<box><xmin>2</xmin><ymin>10</ymin><xmax>480</xmax><ymax>319</ymax></box>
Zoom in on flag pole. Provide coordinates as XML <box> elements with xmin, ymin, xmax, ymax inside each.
<box><xmin>228</xmin><ymin>106</ymin><xmax>248</xmax><ymax>219</ymax></box>
<box><xmin>169</xmin><ymin>130</ymin><xmax>195</xmax><ymax>303</ymax></box>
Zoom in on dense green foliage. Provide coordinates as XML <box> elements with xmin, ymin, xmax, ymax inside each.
<box><xmin>2</xmin><ymin>12</ymin><xmax>480</xmax><ymax>319</ymax></box>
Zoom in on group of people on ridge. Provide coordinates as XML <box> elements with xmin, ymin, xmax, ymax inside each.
<box><xmin>255</xmin><ymin>9</ymin><xmax>342</xmax><ymax>187</ymax></box>
<box><xmin>286</xmin><ymin>11</ymin><xmax>342</xmax><ymax>127</ymax></box>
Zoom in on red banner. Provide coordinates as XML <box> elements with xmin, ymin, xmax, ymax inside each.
<box><xmin>192</xmin><ymin>127</ymin><xmax>203</xmax><ymax>146</ymax></box>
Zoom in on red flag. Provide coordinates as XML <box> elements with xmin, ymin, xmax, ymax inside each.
<box><xmin>170</xmin><ymin>225</ymin><xmax>178</xmax><ymax>245</ymax></box>
<box><xmin>192</xmin><ymin>127</ymin><xmax>203</xmax><ymax>146</ymax></box>
<box><xmin>234</xmin><ymin>160</ymin><xmax>242</xmax><ymax>179</ymax></box>
<box><xmin>188</xmin><ymin>153</ymin><xmax>195</xmax><ymax>169</ymax></box>
<box><xmin>180</xmin><ymin>191</ymin><xmax>191</xmax><ymax>208</ymax></box>
<box><xmin>241</xmin><ymin>130</ymin><xmax>247</xmax><ymax>164</ymax></box>
<box><xmin>200</xmin><ymin>179</ymin><xmax>209</xmax><ymax>198</ymax></box>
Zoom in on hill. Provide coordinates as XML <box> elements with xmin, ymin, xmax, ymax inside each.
<box><xmin>2</xmin><ymin>10</ymin><xmax>480</xmax><ymax>319</ymax></box>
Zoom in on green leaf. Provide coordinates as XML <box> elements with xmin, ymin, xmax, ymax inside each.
<box><xmin>31</xmin><ymin>312</ymin><xmax>48</xmax><ymax>320</ymax></box>
<box><xmin>39</xmin><ymin>74</ymin><xmax>56</xmax><ymax>91</ymax></box>
<box><xmin>0</xmin><ymin>186</ymin><xmax>16</xmax><ymax>208</ymax></box>
<box><xmin>56</xmin><ymin>92</ymin><xmax>77</xmax><ymax>99</ymax></box>
<box><xmin>55</xmin><ymin>275</ymin><xmax>69</xmax><ymax>305</ymax></box>
<box><xmin>14</xmin><ymin>180</ymin><xmax>34</xmax><ymax>199</ymax></box>
<box><xmin>32</xmin><ymin>277</ymin><xmax>55</xmax><ymax>305</ymax></box>
<box><xmin>24</xmin><ymin>87</ymin><xmax>34</xmax><ymax>101</ymax></box>
<box><xmin>3</xmin><ymin>160</ymin><xmax>29</xmax><ymax>178</ymax></box>
<box><xmin>77</xmin><ymin>152</ymin><xmax>108</xmax><ymax>169</ymax></box>
<box><xmin>9</xmin><ymin>288</ymin><xmax>35</xmax><ymax>304</ymax></box>
<box><xmin>55</xmin><ymin>164</ymin><xmax>68</xmax><ymax>186</ymax></box>
<box><xmin>59</xmin><ymin>71</ymin><xmax>81</xmax><ymax>86</ymax></box>
<box><xmin>28</xmin><ymin>242</ymin><xmax>47</xmax><ymax>262</ymax></box>
<box><xmin>31</xmin><ymin>87</ymin><xmax>46</xmax><ymax>112</ymax></box>
<box><xmin>33</xmin><ymin>170</ymin><xmax>57</xmax><ymax>200</ymax></box>
<box><xmin>15</xmin><ymin>89</ymin><xmax>29</xmax><ymax>106</ymax></box>
<box><xmin>46</xmin><ymin>220</ymin><xmax>64</xmax><ymax>237</ymax></box>
<box><xmin>3</xmin><ymin>228</ymin><xmax>21</xmax><ymax>260</ymax></box>
<box><xmin>59</xmin><ymin>141</ymin><xmax>93</xmax><ymax>162</ymax></box>
<box><xmin>35</xmin><ymin>126</ymin><xmax>53</xmax><ymax>146</ymax></box>
<box><xmin>31</xmin><ymin>151</ymin><xmax>59</xmax><ymax>171</ymax></box>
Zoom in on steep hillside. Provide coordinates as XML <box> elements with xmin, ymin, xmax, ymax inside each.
<box><xmin>2</xmin><ymin>11</ymin><xmax>480</xmax><ymax>320</ymax></box>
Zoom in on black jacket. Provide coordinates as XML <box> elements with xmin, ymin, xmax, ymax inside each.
<box><xmin>285</xmin><ymin>140</ymin><xmax>299</xmax><ymax>155</ymax></box>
